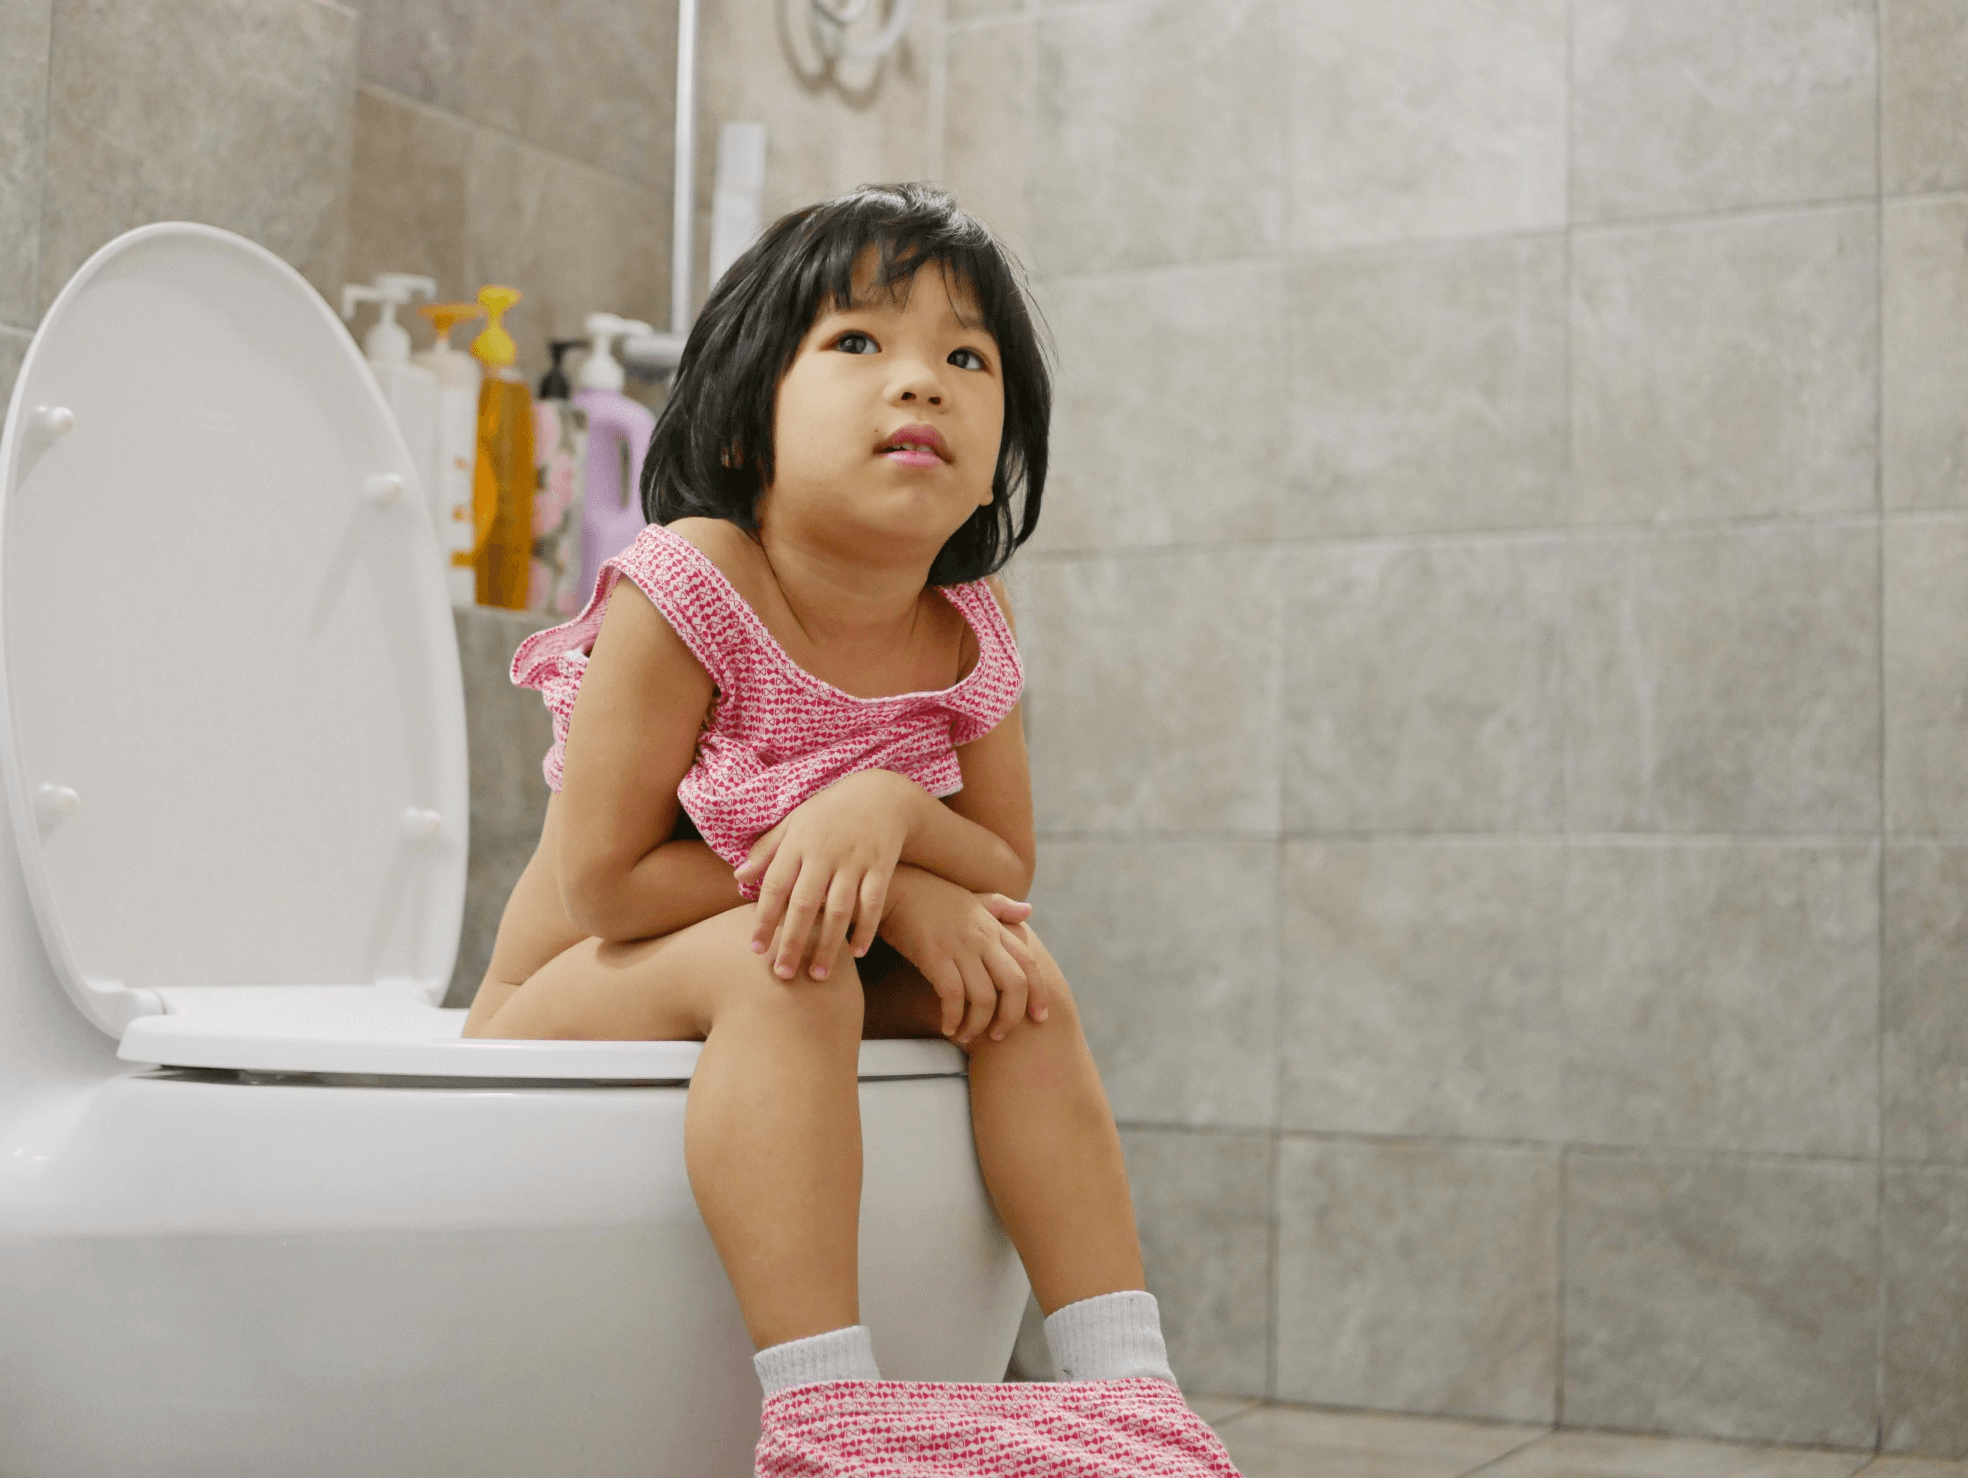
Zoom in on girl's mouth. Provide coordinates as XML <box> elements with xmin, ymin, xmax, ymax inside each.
<box><xmin>878</xmin><ymin>423</ymin><xmax>949</xmax><ymax>468</ymax></box>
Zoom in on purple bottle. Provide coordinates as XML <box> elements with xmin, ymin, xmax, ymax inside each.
<box><xmin>572</xmin><ymin>315</ymin><xmax>659</xmax><ymax>600</ymax></box>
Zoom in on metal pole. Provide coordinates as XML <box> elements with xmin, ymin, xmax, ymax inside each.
<box><xmin>671</xmin><ymin>0</ymin><xmax>698</xmax><ymax>338</ymax></box>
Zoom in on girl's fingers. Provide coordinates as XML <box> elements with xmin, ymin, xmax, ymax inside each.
<box><xmin>748</xmin><ymin>846</ymin><xmax>803</xmax><ymax>953</ymax></box>
<box><xmin>1023</xmin><ymin>961</ymin><xmax>1052</xmax><ymax>1022</ymax></box>
<box><xmin>982</xmin><ymin>940</ymin><xmax>1029</xmax><ymax>1041</ymax></box>
<box><xmin>1007</xmin><ymin>924</ymin><xmax>1050</xmax><ymax>1022</ymax></box>
<box><xmin>996</xmin><ymin>922</ymin><xmax>1038</xmax><ymax>976</ymax></box>
<box><xmin>954</xmin><ymin>957</ymin><xmax>997</xmax><ymax>1046</ymax></box>
<box><xmin>735</xmin><ymin>823</ymin><xmax>784</xmax><ymax>885</ymax></box>
<box><xmin>848</xmin><ymin>870</ymin><xmax>886</xmax><ymax>961</ymax></box>
<box><xmin>770</xmin><ymin>863</ymin><xmax>830</xmax><ymax>979</ymax></box>
<box><xmin>980</xmin><ymin>893</ymin><xmax>1033</xmax><ymax>926</ymax></box>
<box><xmin>924</xmin><ymin>959</ymin><xmax>967</xmax><ymax>1038</ymax></box>
<box><xmin>808</xmin><ymin>872</ymin><xmax>861</xmax><ymax>980</ymax></box>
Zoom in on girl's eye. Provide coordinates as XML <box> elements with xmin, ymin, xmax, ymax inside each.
<box><xmin>834</xmin><ymin>331</ymin><xmax>878</xmax><ymax>354</ymax></box>
<box><xmin>948</xmin><ymin>347</ymin><xmax>987</xmax><ymax>371</ymax></box>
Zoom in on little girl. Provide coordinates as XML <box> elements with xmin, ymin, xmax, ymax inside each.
<box><xmin>464</xmin><ymin>185</ymin><xmax>1237</xmax><ymax>1476</ymax></box>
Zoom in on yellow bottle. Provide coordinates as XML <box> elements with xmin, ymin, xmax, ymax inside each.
<box><xmin>468</xmin><ymin>285</ymin><xmax>535</xmax><ymax>610</ymax></box>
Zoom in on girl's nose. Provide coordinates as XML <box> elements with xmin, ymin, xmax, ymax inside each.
<box><xmin>889</xmin><ymin>356</ymin><xmax>945</xmax><ymax>406</ymax></box>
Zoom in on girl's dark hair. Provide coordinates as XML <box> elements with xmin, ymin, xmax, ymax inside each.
<box><xmin>639</xmin><ymin>183</ymin><xmax>1049</xmax><ymax>586</ymax></box>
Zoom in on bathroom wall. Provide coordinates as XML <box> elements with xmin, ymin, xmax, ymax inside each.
<box><xmin>940</xmin><ymin>0</ymin><xmax>1968</xmax><ymax>1455</ymax></box>
<box><xmin>1</xmin><ymin>0</ymin><xmax>678</xmax><ymax>414</ymax></box>
<box><xmin>692</xmin><ymin>0</ymin><xmax>945</xmax><ymax>304</ymax></box>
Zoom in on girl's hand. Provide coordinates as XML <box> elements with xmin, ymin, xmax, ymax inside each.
<box><xmin>880</xmin><ymin>867</ymin><xmax>1047</xmax><ymax>1046</ymax></box>
<box><xmin>737</xmin><ymin>769</ymin><xmax>922</xmax><ymax>982</ymax></box>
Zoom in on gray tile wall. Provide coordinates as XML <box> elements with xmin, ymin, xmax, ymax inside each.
<box><xmin>941</xmin><ymin>0</ymin><xmax>1968</xmax><ymax>1454</ymax></box>
<box><xmin>0</xmin><ymin>0</ymin><xmax>678</xmax><ymax>421</ymax></box>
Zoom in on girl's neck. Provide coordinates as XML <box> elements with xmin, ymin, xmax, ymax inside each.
<box><xmin>753</xmin><ymin>520</ymin><xmax>936</xmax><ymax>649</ymax></box>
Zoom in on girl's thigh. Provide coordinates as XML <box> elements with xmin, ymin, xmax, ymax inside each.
<box><xmin>476</xmin><ymin>903</ymin><xmax>769</xmax><ymax>1041</ymax></box>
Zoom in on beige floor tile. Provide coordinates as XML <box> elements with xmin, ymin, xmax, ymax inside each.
<box><xmin>1189</xmin><ymin>1392</ymin><xmax>1263</xmax><ymax>1425</ymax></box>
<box><xmin>1481</xmin><ymin>1430</ymin><xmax>1873</xmax><ymax>1478</ymax></box>
<box><xmin>1858</xmin><ymin>1462</ymin><xmax>1968</xmax><ymax>1478</ymax></box>
<box><xmin>1215</xmin><ymin>1404</ymin><xmax>1546</xmax><ymax>1478</ymax></box>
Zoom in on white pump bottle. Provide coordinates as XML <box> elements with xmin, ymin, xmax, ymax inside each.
<box><xmin>412</xmin><ymin>302</ymin><xmax>486</xmax><ymax>606</ymax></box>
<box><xmin>341</xmin><ymin>274</ymin><xmax>440</xmax><ymax>537</ymax></box>
<box><xmin>573</xmin><ymin>313</ymin><xmax>659</xmax><ymax>598</ymax></box>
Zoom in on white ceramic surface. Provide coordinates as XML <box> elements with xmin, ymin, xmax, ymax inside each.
<box><xmin>0</xmin><ymin>223</ymin><xmax>468</xmax><ymax>1035</ymax></box>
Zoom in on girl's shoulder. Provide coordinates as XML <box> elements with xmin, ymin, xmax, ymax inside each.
<box><xmin>661</xmin><ymin>515</ymin><xmax>753</xmax><ymax>569</ymax></box>
<box><xmin>979</xmin><ymin>573</ymin><xmax>1015</xmax><ymax>634</ymax></box>
<box><xmin>945</xmin><ymin>571</ymin><xmax>1017</xmax><ymax>643</ymax></box>
<box><xmin>658</xmin><ymin>517</ymin><xmax>775</xmax><ymax>609</ymax></box>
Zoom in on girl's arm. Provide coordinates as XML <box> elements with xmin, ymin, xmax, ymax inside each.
<box><xmin>555</xmin><ymin>580</ymin><xmax>746</xmax><ymax>942</ymax></box>
<box><xmin>920</xmin><ymin>573</ymin><xmax>1034</xmax><ymax>894</ymax></box>
<box><xmin>907</xmin><ymin>704</ymin><xmax>1036</xmax><ymax>895</ymax></box>
<box><xmin>736</xmin><ymin>580</ymin><xmax>1036</xmax><ymax>977</ymax></box>
<box><xmin>735</xmin><ymin>738</ymin><xmax>1034</xmax><ymax>908</ymax></box>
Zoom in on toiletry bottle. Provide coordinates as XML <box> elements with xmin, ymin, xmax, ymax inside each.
<box><xmin>415</xmin><ymin>301</ymin><xmax>484</xmax><ymax>607</ymax></box>
<box><xmin>468</xmin><ymin>285</ymin><xmax>536</xmax><ymax>610</ymax></box>
<box><xmin>531</xmin><ymin>340</ymin><xmax>589</xmax><ymax>617</ymax></box>
<box><xmin>342</xmin><ymin>274</ymin><xmax>438</xmax><ymax>525</ymax></box>
<box><xmin>571</xmin><ymin>313</ymin><xmax>659</xmax><ymax>599</ymax></box>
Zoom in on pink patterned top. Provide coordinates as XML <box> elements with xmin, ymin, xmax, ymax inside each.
<box><xmin>510</xmin><ymin>522</ymin><xmax>1024</xmax><ymax>897</ymax></box>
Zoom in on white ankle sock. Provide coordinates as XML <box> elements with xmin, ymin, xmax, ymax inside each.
<box><xmin>1043</xmin><ymin>1290</ymin><xmax>1178</xmax><ymax>1386</ymax></box>
<box><xmin>752</xmin><ymin>1324</ymin><xmax>881</xmax><ymax>1396</ymax></box>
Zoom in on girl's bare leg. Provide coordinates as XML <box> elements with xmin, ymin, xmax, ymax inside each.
<box><xmin>478</xmin><ymin>906</ymin><xmax>866</xmax><ymax>1350</ymax></box>
<box><xmin>864</xmin><ymin>933</ymin><xmax>1145</xmax><ymax>1315</ymax></box>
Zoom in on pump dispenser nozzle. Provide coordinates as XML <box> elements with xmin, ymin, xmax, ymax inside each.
<box><xmin>577</xmin><ymin>312</ymin><xmax>656</xmax><ymax>393</ymax></box>
<box><xmin>539</xmin><ymin>339</ymin><xmax>584</xmax><ymax>400</ymax></box>
<box><xmin>419</xmin><ymin>301</ymin><xmax>482</xmax><ymax>348</ymax></box>
<box><xmin>341</xmin><ymin>273</ymin><xmax>436</xmax><ymax>364</ymax></box>
<box><xmin>471</xmin><ymin>286</ymin><xmax>522</xmax><ymax>371</ymax></box>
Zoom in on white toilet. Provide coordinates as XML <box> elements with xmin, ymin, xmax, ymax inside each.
<box><xmin>0</xmin><ymin>223</ymin><xmax>1029</xmax><ymax>1478</ymax></box>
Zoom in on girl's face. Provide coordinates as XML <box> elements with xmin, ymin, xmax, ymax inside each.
<box><xmin>762</xmin><ymin>258</ymin><xmax>1004</xmax><ymax>561</ymax></box>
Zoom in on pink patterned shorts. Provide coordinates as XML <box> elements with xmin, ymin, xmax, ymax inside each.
<box><xmin>755</xmin><ymin>1378</ymin><xmax>1242</xmax><ymax>1477</ymax></box>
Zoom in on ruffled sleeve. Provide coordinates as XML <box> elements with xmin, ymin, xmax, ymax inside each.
<box><xmin>510</xmin><ymin>523</ymin><xmax>754</xmax><ymax>789</ymax></box>
<box><xmin>940</xmin><ymin>579</ymin><xmax>1024</xmax><ymax>746</ymax></box>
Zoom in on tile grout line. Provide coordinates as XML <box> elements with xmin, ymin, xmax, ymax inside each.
<box><xmin>1019</xmin><ymin>508</ymin><xmax>1914</xmax><ymax>565</ymax></box>
<box><xmin>1555</xmin><ymin>1144</ymin><xmax>1570</xmax><ymax>1427</ymax></box>
<box><xmin>1871</xmin><ymin>0</ymin><xmax>1889</xmax><ymax>1450</ymax></box>
<box><xmin>1455</xmin><ymin>1425</ymin><xmax>1563</xmax><ymax>1478</ymax></box>
<box><xmin>1017</xmin><ymin>508</ymin><xmax>1968</xmax><ymax>572</ymax></box>
<box><xmin>1108</xmin><ymin>1122</ymin><xmax>1953</xmax><ymax>1176</ymax></box>
<box><xmin>1029</xmin><ymin>191</ymin><xmax>1904</xmax><ymax>288</ymax></box>
<box><xmin>32</xmin><ymin>0</ymin><xmax>55</xmax><ymax>318</ymax></box>
<box><xmin>1263</xmin><ymin>825</ymin><xmax>1285</xmax><ymax>1404</ymax></box>
<box><xmin>353</xmin><ymin>80</ymin><xmax>670</xmax><ymax>203</ymax></box>
<box><xmin>924</xmin><ymin>2</ymin><xmax>948</xmax><ymax>185</ymax></box>
<box><xmin>1557</xmin><ymin>0</ymin><xmax>1576</xmax><ymax>1426</ymax></box>
<box><xmin>1264</xmin><ymin>84</ymin><xmax>1295</xmax><ymax>1402</ymax></box>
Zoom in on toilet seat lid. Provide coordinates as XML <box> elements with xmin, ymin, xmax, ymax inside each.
<box><xmin>0</xmin><ymin>223</ymin><xmax>469</xmax><ymax>1036</ymax></box>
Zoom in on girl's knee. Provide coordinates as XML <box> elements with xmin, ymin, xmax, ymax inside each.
<box><xmin>717</xmin><ymin>928</ymin><xmax>866</xmax><ymax>1032</ymax></box>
